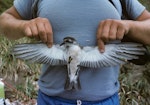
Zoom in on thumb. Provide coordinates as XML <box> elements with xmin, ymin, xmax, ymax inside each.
<box><xmin>98</xmin><ymin>39</ymin><xmax>105</xmax><ymax>53</ymax></box>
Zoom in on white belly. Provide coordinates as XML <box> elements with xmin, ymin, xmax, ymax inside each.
<box><xmin>66</xmin><ymin>45</ymin><xmax>82</xmax><ymax>82</ymax></box>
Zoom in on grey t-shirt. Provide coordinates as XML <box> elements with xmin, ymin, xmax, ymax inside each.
<box><xmin>14</xmin><ymin>0</ymin><xmax>145</xmax><ymax>101</ymax></box>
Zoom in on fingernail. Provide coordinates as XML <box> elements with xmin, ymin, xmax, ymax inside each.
<box><xmin>47</xmin><ymin>43</ymin><xmax>52</xmax><ymax>48</ymax></box>
<box><xmin>98</xmin><ymin>46</ymin><xmax>104</xmax><ymax>53</ymax></box>
<box><xmin>100</xmin><ymin>49</ymin><xmax>104</xmax><ymax>53</ymax></box>
<box><xmin>48</xmin><ymin>44</ymin><xmax>52</xmax><ymax>48</ymax></box>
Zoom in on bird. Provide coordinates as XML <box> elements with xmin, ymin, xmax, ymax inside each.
<box><xmin>12</xmin><ymin>36</ymin><xmax>146</xmax><ymax>90</ymax></box>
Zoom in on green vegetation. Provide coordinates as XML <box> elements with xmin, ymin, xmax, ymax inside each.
<box><xmin>139</xmin><ymin>0</ymin><xmax>150</xmax><ymax>11</ymax></box>
<box><xmin>0</xmin><ymin>0</ymin><xmax>150</xmax><ymax>104</ymax></box>
<box><xmin>0</xmin><ymin>0</ymin><xmax>13</xmax><ymax>13</ymax></box>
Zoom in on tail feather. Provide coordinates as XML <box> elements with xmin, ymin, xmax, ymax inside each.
<box><xmin>64</xmin><ymin>77</ymin><xmax>81</xmax><ymax>90</ymax></box>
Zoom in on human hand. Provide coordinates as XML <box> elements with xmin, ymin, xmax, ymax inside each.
<box><xmin>20</xmin><ymin>17</ymin><xmax>53</xmax><ymax>47</ymax></box>
<box><xmin>97</xmin><ymin>19</ymin><xmax>129</xmax><ymax>52</ymax></box>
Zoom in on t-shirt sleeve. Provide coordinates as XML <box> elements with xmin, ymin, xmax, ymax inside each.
<box><xmin>125</xmin><ymin>0</ymin><xmax>146</xmax><ymax>19</ymax></box>
<box><xmin>14</xmin><ymin>0</ymin><xmax>33</xmax><ymax>20</ymax></box>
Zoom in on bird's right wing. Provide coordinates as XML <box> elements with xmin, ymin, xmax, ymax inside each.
<box><xmin>80</xmin><ymin>43</ymin><xmax>146</xmax><ymax>68</ymax></box>
<box><xmin>12</xmin><ymin>43</ymin><xmax>67</xmax><ymax>65</ymax></box>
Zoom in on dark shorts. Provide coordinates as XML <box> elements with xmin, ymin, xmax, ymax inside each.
<box><xmin>37</xmin><ymin>90</ymin><xmax>120</xmax><ymax>105</ymax></box>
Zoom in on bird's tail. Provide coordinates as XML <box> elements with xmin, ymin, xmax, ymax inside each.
<box><xmin>64</xmin><ymin>76</ymin><xmax>81</xmax><ymax>90</ymax></box>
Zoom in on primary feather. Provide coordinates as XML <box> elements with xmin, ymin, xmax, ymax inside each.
<box><xmin>80</xmin><ymin>43</ymin><xmax>145</xmax><ymax>68</ymax></box>
<box><xmin>12</xmin><ymin>42</ymin><xmax>145</xmax><ymax>68</ymax></box>
<box><xmin>12</xmin><ymin>42</ymin><xmax>67</xmax><ymax>65</ymax></box>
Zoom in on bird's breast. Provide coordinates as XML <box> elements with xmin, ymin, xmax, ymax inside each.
<box><xmin>66</xmin><ymin>45</ymin><xmax>82</xmax><ymax>63</ymax></box>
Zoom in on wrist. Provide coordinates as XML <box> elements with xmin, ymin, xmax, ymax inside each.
<box><xmin>18</xmin><ymin>20</ymin><xmax>28</xmax><ymax>37</ymax></box>
<box><xmin>123</xmin><ymin>20</ymin><xmax>132</xmax><ymax>35</ymax></box>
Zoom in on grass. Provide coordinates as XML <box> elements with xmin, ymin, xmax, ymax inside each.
<box><xmin>0</xmin><ymin>0</ymin><xmax>150</xmax><ymax>104</ymax></box>
<box><xmin>0</xmin><ymin>35</ymin><xmax>40</xmax><ymax>101</ymax></box>
<box><xmin>119</xmin><ymin>64</ymin><xmax>150</xmax><ymax>105</ymax></box>
<box><xmin>0</xmin><ymin>0</ymin><xmax>13</xmax><ymax>13</ymax></box>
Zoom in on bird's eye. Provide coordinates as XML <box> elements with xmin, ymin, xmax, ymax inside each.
<box><xmin>64</xmin><ymin>39</ymin><xmax>67</xmax><ymax>42</ymax></box>
<box><xmin>64</xmin><ymin>39</ymin><xmax>73</xmax><ymax>43</ymax></box>
<box><xmin>68</xmin><ymin>39</ymin><xmax>73</xmax><ymax>42</ymax></box>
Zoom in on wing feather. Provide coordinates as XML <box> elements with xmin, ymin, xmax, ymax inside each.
<box><xmin>12</xmin><ymin>43</ymin><xmax>67</xmax><ymax>65</ymax></box>
<box><xmin>80</xmin><ymin>43</ymin><xmax>146</xmax><ymax>68</ymax></box>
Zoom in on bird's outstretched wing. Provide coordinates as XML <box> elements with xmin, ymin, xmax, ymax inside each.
<box><xmin>12</xmin><ymin>43</ymin><xmax>67</xmax><ymax>65</ymax></box>
<box><xmin>80</xmin><ymin>43</ymin><xmax>146</xmax><ymax>68</ymax></box>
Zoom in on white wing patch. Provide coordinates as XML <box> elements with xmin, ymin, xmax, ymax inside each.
<box><xmin>80</xmin><ymin>43</ymin><xmax>146</xmax><ymax>68</ymax></box>
<box><xmin>12</xmin><ymin>43</ymin><xmax>67</xmax><ymax>65</ymax></box>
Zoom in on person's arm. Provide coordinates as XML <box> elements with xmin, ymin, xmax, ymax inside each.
<box><xmin>126</xmin><ymin>10</ymin><xmax>150</xmax><ymax>45</ymax></box>
<box><xmin>0</xmin><ymin>6</ymin><xmax>53</xmax><ymax>47</ymax></box>
<box><xmin>97</xmin><ymin>9</ymin><xmax>150</xmax><ymax>52</ymax></box>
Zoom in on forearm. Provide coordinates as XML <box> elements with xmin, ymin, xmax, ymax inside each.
<box><xmin>126</xmin><ymin>19</ymin><xmax>150</xmax><ymax>45</ymax></box>
<box><xmin>0</xmin><ymin>12</ymin><xmax>25</xmax><ymax>40</ymax></box>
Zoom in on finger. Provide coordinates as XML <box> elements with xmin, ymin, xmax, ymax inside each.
<box><xmin>109</xmin><ymin>24</ymin><xmax>117</xmax><ymax>41</ymax></box>
<box><xmin>44</xmin><ymin>22</ymin><xmax>53</xmax><ymax>47</ymax></box>
<box><xmin>101</xmin><ymin>21</ymin><xmax>111</xmax><ymax>42</ymax></box>
<box><xmin>116</xmin><ymin>27</ymin><xmax>125</xmax><ymax>40</ymax></box>
<box><xmin>98</xmin><ymin>39</ymin><xmax>105</xmax><ymax>53</ymax></box>
<box><xmin>97</xmin><ymin>21</ymin><xmax>104</xmax><ymax>39</ymax></box>
<box><xmin>30</xmin><ymin>24</ymin><xmax>38</xmax><ymax>38</ymax></box>
<box><xmin>34</xmin><ymin>35</ymin><xmax>40</xmax><ymax>40</ymax></box>
<box><xmin>24</xmin><ymin>27</ymin><xmax>32</xmax><ymax>37</ymax></box>
<box><xmin>47</xmin><ymin>34</ymin><xmax>53</xmax><ymax>48</ymax></box>
<box><xmin>37</xmin><ymin>22</ymin><xmax>47</xmax><ymax>43</ymax></box>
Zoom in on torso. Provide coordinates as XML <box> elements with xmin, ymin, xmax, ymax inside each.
<box><xmin>38</xmin><ymin>0</ymin><xmax>121</xmax><ymax>101</ymax></box>
<box><xmin>38</xmin><ymin>0</ymin><xmax>121</xmax><ymax>46</ymax></box>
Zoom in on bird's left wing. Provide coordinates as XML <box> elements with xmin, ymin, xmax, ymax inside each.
<box><xmin>12</xmin><ymin>43</ymin><xmax>67</xmax><ymax>65</ymax></box>
<box><xmin>80</xmin><ymin>43</ymin><xmax>146</xmax><ymax>68</ymax></box>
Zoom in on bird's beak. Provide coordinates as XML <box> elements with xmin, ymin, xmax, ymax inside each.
<box><xmin>60</xmin><ymin>42</ymin><xmax>65</xmax><ymax>46</ymax></box>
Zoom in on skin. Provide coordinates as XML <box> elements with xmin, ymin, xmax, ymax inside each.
<box><xmin>97</xmin><ymin>10</ymin><xmax>150</xmax><ymax>52</ymax></box>
<box><xmin>0</xmin><ymin>6</ymin><xmax>53</xmax><ymax>47</ymax></box>
<box><xmin>0</xmin><ymin>6</ymin><xmax>150</xmax><ymax>51</ymax></box>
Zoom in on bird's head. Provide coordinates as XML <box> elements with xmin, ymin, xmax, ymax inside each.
<box><xmin>60</xmin><ymin>37</ymin><xmax>78</xmax><ymax>47</ymax></box>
